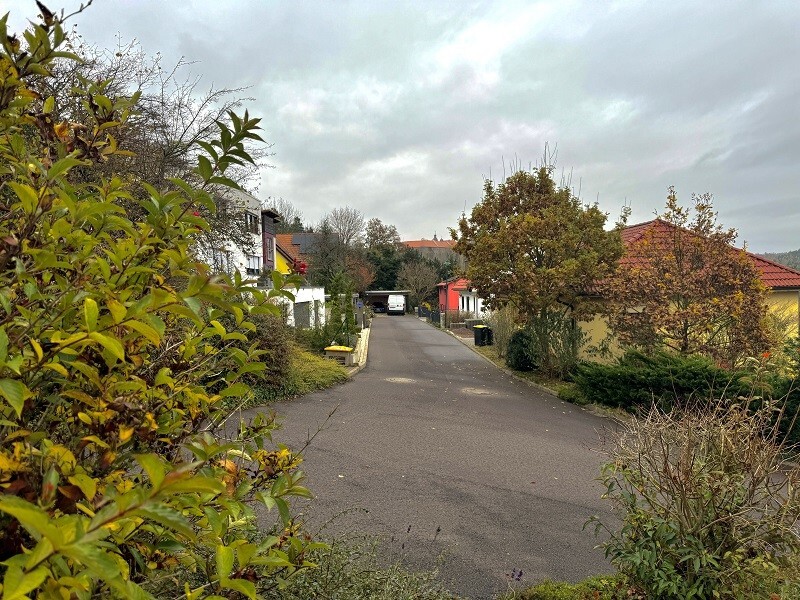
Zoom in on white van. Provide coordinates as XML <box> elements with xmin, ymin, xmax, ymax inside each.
<box><xmin>387</xmin><ymin>294</ymin><xmax>406</xmax><ymax>315</ymax></box>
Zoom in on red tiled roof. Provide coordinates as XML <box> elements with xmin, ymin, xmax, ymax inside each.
<box><xmin>437</xmin><ymin>277</ymin><xmax>468</xmax><ymax>289</ymax></box>
<box><xmin>275</xmin><ymin>234</ymin><xmax>301</xmax><ymax>262</ymax></box>
<box><xmin>402</xmin><ymin>239</ymin><xmax>456</xmax><ymax>249</ymax></box>
<box><xmin>750</xmin><ymin>254</ymin><xmax>800</xmax><ymax>289</ymax></box>
<box><xmin>621</xmin><ymin>219</ymin><xmax>800</xmax><ymax>290</ymax></box>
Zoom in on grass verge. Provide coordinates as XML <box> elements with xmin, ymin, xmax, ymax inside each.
<box><xmin>470</xmin><ymin>344</ymin><xmax>629</xmax><ymax>421</ymax></box>
<box><xmin>471</xmin><ymin>345</ymin><xmax>564</xmax><ymax>394</ymax></box>
<box><xmin>241</xmin><ymin>344</ymin><xmax>348</xmax><ymax>407</ymax></box>
<box><xmin>262</xmin><ymin>535</ymin><xmax>458</xmax><ymax>600</ymax></box>
<box><xmin>497</xmin><ymin>575</ymin><xmax>632</xmax><ymax>600</ymax></box>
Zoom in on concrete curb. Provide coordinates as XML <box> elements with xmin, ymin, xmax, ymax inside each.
<box><xmin>346</xmin><ymin>323</ymin><xmax>371</xmax><ymax>377</ymax></box>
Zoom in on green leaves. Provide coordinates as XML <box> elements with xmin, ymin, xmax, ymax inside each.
<box><xmin>0</xmin><ymin>379</ymin><xmax>29</xmax><ymax>417</ymax></box>
<box><xmin>2</xmin><ymin>565</ymin><xmax>49</xmax><ymax>600</ymax></box>
<box><xmin>0</xmin><ymin>7</ymin><xmax>316</xmax><ymax>599</ymax></box>
<box><xmin>83</xmin><ymin>298</ymin><xmax>98</xmax><ymax>331</ymax></box>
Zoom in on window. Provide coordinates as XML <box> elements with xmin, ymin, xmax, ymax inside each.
<box><xmin>245</xmin><ymin>254</ymin><xmax>261</xmax><ymax>276</ymax></box>
<box><xmin>265</xmin><ymin>238</ymin><xmax>274</xmax><ymax>263</ymax></box>
<box><xmin>245</xmin><ymin>212</ymin><xmax>260</xmax><ymax>235</ymax></box>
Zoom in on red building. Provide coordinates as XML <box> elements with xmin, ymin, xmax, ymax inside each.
<box><xmin>437</xmin><ymin>277</ymin><xmax>468</xmax><ymax>312</ymax></box>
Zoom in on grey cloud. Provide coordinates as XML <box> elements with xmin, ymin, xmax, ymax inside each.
<box><xmin>9</xmin><ymin>0</ymin><xmax>798</xmax><ymax>249</ymax></box>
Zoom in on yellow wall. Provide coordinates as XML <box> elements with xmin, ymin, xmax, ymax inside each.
<box><xmin>578</xmin><ymin>313</ymin><xmax>619</xmax><ymax>362</ymax></box>
<box><xmin>578</xmin><ymin>289</ymin><xmax>800</xmax><ymax>360</ymax></box>
<box><xmin>766</xmin><ymin>290</ymin><xmax>800</xmax><ymax>339</ymax></box>
<box><xmin>275</xmin><ymin>248</ymin><xmax>291</xmax><ymax>275</ymax></box>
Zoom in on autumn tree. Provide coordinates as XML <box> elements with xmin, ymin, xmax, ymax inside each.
<box><xmin>398</xmin><ymin>260</ymin><xmax>439</xmax><ymax>307</ymax></box>
<box><xmin>604</xmin><ymin>188</ymin><xmax>770</xmax><ymax>365</ymax></box>
<box><xmin>453</xmin><ymin>167</ymin><xmax>623</xmax><ymax>374</ymax></box>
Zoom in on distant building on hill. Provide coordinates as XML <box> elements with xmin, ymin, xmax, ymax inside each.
<box><xmin>401</xmin><ymin>234</ymin><xmax>464</xmax><ymax>267</ymax></box>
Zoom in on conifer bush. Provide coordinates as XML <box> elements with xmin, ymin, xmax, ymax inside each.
<box><xmin>0</xmin><ymin>8</ymin><xmax>318</xmax><ymax>598</ymax></box>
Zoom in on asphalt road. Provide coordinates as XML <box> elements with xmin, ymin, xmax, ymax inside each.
<box><xmin>246</xmin><ymin>315</ymin><xmax>617</xmax><ymax>599</ymax></box>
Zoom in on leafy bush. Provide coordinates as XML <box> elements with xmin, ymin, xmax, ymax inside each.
<box><xmin>250</xmin><ymin>346</ymin><xmax>348</xmax><ymax>404</ymax></box>
<box><xmin>485</xmin><ymin>305</ymin><xmax>519</xmax><ymax>359</ymax></box>
<box><xmin>556</xmin><ymin>383</ymin><xmax>588</xmax><ymax>406</ymax></box>
<box><xmin>505</xmin><ymin>312</ymin><xmax>585</xmax><ymax>378</ymax></box>
<box><xmin>0</xmin><ymin>11</ymin><xmax>316</xmax><ymax>598</ymax></box>
<box><xmin>506</xmin><ymin>329</ymin><xmax>539</xmax><ymax>371</ymax></box>
<box><xmin>593</xmin><ymin>398</ymin><xmax>800</xmax><ymax>599</ymax></box>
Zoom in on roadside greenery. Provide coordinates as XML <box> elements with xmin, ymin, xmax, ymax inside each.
<box><xmin>249</xmin><ymin>346</ymin><xmax>348</xmax><ymax>406</ymax></box>
<box><xmin>593</xmin><ymin>394</ymin><xmax>800</xmax><ymax>599</ymax></box>
<box><xmin>498</xmin><ymin>575</ymin><xmax>630</xmax><ymax>600</ymax></box>
<box><xmin>263</xmin><ymin>536</ymin><xmax>457</xmax><ymax>600</ymax></box>
<box><xmin>0</xmin><ymin>9</ymin><xmax>318</xmax><ymax>598</ymax></box>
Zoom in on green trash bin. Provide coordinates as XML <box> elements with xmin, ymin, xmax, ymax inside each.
<box><xmin>473</xmin><ymin>324</ymin><xmax>487</xmax><ymax>346</ymax></box>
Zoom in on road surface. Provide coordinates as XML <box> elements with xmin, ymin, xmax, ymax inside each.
<box><xmin>246</xmin><ymin>315</ymin><xmax>617</xmax><ymax>599</ymax></box>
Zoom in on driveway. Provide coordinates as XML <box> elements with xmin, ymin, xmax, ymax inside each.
<box><xmin>246</xmin><ymin>315</ymin><xmax>617</xmax><ymax>599</ymax></box>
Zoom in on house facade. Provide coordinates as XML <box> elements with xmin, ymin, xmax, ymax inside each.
<box><xmin>207</xmin><ymin>190</ymin><xmax>272</xmax><ymax>278</ymax></box>
<box><xmin>273</xmin><ymin>238</ymin><xmax>326</xmax><ymax>328</ymax></box>
<box><xmin>437</xmin><ymin>277</ymin><xmax>487</xmax><ymax>320</ymax></box>
<box><xmin>202</xmin><ymin>191</ymin><xmax>325</xmax><ymax>328</ymax></box>
<box><xmin>579</xmin><ymin>219</ymin><xmax>800</xmax><ymax>359</ymax></box>
<box><xmin>402</xmin><ymin>236</ymin><xmax>464</xmax><ymax>268</ymax></box>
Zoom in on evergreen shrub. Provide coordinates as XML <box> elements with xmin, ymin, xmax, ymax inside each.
<box><xmin>506</xmin><ymin>329</ymin><xmax>538</xmax><ymax>371</ymax></box>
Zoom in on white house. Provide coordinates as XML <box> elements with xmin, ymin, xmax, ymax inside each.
<box><xmin>204</xmin><ymin>189</ymin><xmax>325</xmax><ymax>327</ymax></box>
<box><xmin>458</xmin><ymin>287</ymin><xmax>487</xmax><ymax>319</ymax></box>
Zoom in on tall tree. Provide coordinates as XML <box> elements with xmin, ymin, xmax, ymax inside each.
<box><xmin>365</xmin><ymin>217</ymin><xmax>400</xmax><ymax>249</ymax></box>
<box><xmin>397</xmin><ymin>260</ymin><xmax>439</xmax><ymax>307</ymax></box>
<box><xmin>268</xmin><ymin>197</ymin><xmax>306</xmax><ymax>233</ymax></box>
<box><xmin>453</xmin><ymin>167</ymin><xmax>623</xmax><ymax>373</ymax></box>
<box><xmin>327</xmin><ymin>206</ymin><xmax>365</xmax><ymax>249</ymax></box>
<box><xmin>604</xmin><ymin>188</ymin><xmax>769</xmax><ymax>364</ymax></box>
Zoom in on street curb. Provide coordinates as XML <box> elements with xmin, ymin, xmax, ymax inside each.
<box><xmin>346</xmin><ymin>323</ymin><xmax>371</xmax><ymax>377</ymax></box>
<box><xmin>418</xmin><ymin>317</ymin><xmax>558</xmax><ymax>397</ymax></box>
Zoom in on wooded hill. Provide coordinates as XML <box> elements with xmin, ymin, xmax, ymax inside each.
<box><xmin>762</xmin><ymin>249</ymin><xmax>800</xmax><ymax>271</ymax></box>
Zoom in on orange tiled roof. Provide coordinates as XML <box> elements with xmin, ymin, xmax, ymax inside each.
<box><xmin>275</xmin><ymin>234</ymin><xmax>301</xmax><ymax>262</ymax></box>
<box><xmin>402</xmin><ymin>239</ymin><xmax>456</xmax><ymax>249</ymax></box>
<box><xmin>621</xmin><ymin>219</ymin><xmax>800</xmax><ymax>290</ymax></box>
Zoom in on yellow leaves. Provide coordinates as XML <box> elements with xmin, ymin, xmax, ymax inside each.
<box><xmin>0</xmin><ymin>445</ymin><xmax>29</xmax><ymax>477</ymax></box>
<box><xmin>118</xmin><ymin>426</ymin><xmax>135</xmax><ymax>444</ymax></box>
<box><xmin>106</xmin><ymin>299</ymin><xmax>126</xmax><ymax>324</ymax></box>
<box><xmin>67</xmin><ymin>474</ymin><xmax>97</xmax><ymax>501</ymax></box>
<box><xmin>45</xmin><ymin>445</ymin><xmax>76</xmax><ymax>476</ymax></box>
<box><xmin>218</xmin><ymin>459</ymin><xmax>239</xmax><ymax>496</ymax></box>
<box><xmin>54</xmin><ymin>121</ymin><xmax>70</xmax><ymax>141</ymax></box>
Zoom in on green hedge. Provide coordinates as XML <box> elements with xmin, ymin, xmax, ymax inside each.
<box><xmin>573</xmin><ymin>351</ymin><xmax>747</xmax><ymax>411</ymax></box>
<box><xmin>572</xmin><ymin>350</ymin><xmax>800</xmax><ymax>444</ymax></box>
<box><xmin>506</xmin><ymin>329</ymin><xmax>539</xmax><ymax>371</ymax></box>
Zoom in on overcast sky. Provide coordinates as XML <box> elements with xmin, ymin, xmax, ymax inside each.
<box><xmin>8</xmin><ymin>1</ymin><xmax>800</xmax><ymax>251</ymax></box>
